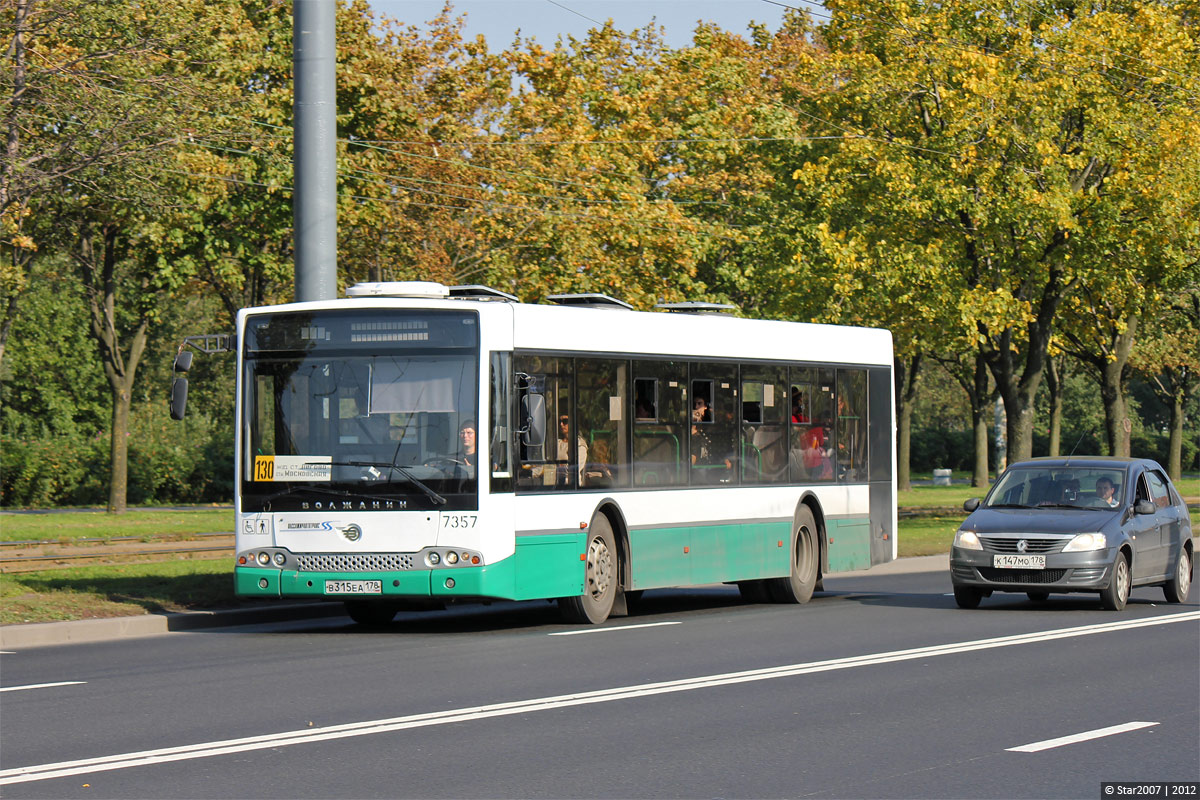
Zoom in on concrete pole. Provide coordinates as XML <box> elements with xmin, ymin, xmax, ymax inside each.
<box><xmin>293</xmin><ymin>0</ymin><xmax>338</xmax><ymax>301</ymax></box>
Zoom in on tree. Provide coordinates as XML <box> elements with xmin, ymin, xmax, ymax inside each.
<box><xmin>15</xmin><ymin>0</ymin><xmax>234</xmax><ymax>511</ymax></box>
<box><xmin>781</xmin><ymin>0</ymin><xmax>1200</xmax><ymax>464</ymax></box>
<box><xmin>1131</xmin><ymin>290</ymin><xmax>1200</xmax><ymax>482</ymax></box>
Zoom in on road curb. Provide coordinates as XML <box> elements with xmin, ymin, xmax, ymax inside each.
<box><xmin>0</xmin><ymin>602</ymin><xmax>346</xmax><ymax>650</ymax></box>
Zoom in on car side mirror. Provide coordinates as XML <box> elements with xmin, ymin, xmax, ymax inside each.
<box><xmin>1134</xmin><ymin>499</ymin><xmax>1156</xmax><ymax>515</ymax></box>
<box><xmin>963</xmin><ymin>498</ymin><xmax>980</xmax><ymax>512</ymax></box>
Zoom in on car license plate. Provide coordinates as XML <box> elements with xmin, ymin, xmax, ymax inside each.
<box><xmin>993</xmin><ymin>555</ymin><xmax>1045</xmax><ymax>569</ymax></box>
<box><xmin>324</xmin><ymin>580</ymin><xmax>382</xmax><ymax>595</ymax></box>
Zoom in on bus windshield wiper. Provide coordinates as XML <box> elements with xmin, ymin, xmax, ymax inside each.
<box><xmin>259</xmin><ymin>483</ymin><xmax>403</xmax><ymax>507</ymax></box>
<box><xmin>321</xmin><ymin>460</ymin><xmax>447</xmax><ymax>506</ymax></box>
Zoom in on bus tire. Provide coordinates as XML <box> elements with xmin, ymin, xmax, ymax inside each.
<box><xmin>768</xmin><ymin>506</ymin><xmax>819</xmax><ymax>604</ymax></box>
<box><xmin>559</xmin><ymin>514</ymin><xmax>617</xmax><ymax>624</ymax></box>
<box><xmin>345</xmin><ymin>601</ymin><xmax>398</xmax><ymax>626</ymax></box>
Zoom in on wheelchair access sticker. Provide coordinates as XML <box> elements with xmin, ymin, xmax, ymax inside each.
<box><xmin>253</xmin><ymin>455</ymin><xmax>332</xmax><ymax>482</ymax></box>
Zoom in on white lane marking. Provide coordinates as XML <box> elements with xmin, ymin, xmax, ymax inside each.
<box><xmin>549</xmin><ymin>621</ymin><xmax>681</xmax><ymax>636</ymax></box>
<box><xmin>1007</xmin><ymin>721</ymin><xmax>1159</xmax><ymax>753</ymax></box>
<box><xmin>0</xmin><ymin>681</ymin><xmax>86</xmax><ymax>694</ymax></box>
<box><xmin>2</xmin><ymin>610</ymin><xmax>1197</xmax><ymax>786</ymax></box>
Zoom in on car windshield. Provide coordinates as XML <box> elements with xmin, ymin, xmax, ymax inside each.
<box><xmin>985</xmin><ymin>466</ymin><xmax>1127</xmax><ymax>510</ymax></box>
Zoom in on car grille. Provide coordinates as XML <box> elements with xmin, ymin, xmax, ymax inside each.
<box><xmin>978</xmin><ymin>568</ymin><xmax>1066</xmax><ymax>584</ymax></box>
<box><xmin>295</xmin><ymin>553</ymin><xmax>416</xmax><ymax>572</ymax></box>
<box><xmin>979</xmin><ymin>536</ymin><xmax>1065</xmax><ymax>554</ymax></box>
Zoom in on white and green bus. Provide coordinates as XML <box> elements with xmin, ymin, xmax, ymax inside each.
<box><xmin>200</xmin><ymin>281</ymin><xmax>895</xmax><ymax>625</ymax></box>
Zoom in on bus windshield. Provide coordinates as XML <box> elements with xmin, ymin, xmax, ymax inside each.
<box><xmin>241</xmin><ymin>309</ymin><xmax>479</xmax><ymax>511</ymax></box>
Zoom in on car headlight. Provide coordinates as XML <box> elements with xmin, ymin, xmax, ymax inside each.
<box><xmin>954</xmin><ymin>530</ymin><xmax>983</xmax><ymax>551</ymax></box>
<box><xmin>1063</xmin><ymin>533</ymin><xmax>1107</xmax><ymax>552</ymax></box>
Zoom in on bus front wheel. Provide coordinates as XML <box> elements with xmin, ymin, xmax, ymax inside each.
<box><xmin>768</xmin><ymin>506</ymin><xmax>819</xmax><ymax>604</ymax></box>
<box><xmin>560</xmin><ymin>514</ymin><xmax>617</xmax><ymax>624</ymax></box>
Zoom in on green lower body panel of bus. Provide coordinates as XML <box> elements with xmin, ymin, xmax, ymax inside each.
<box><xmin>234</xmin><ymin>516</ymin><xmax>874</xmax><ymax>603</ymax></box>
<box><xmin>628</xmin><ymin>515</ymin><xmax>873</xmax><ymax>589</ymax></box>
<box><xmin>235</xmin><ymin>533</ymin><xmax>587</xmax><ymax>603</ymax></box>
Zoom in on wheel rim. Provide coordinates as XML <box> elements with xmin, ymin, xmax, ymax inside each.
<box><xmin>586</xmin><ymin>535</ymin><xmax>613</xmax><ymax>599</ymax></box>
<box><xmin>1115</xmin><ymin>557</ymin><xmax>1130</xmax><ymax>605</ymax></box>
<box><xmin>1178</xmin><ymin>552</ymin><xmax>1192</xmax><ymax>597</ymax></box>
<box><xmin>796</xmin><ymin>525</ymin><xmax>814</xmax><ymax>578</ymax></box>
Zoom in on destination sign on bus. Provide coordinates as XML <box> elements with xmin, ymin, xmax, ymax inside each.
<box><xmin>253</xmin><ymin>455</ymin><xmax>332</xmax><ymax>482</ymax></box>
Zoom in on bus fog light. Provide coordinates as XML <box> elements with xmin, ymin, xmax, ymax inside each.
<box><xmin>273</xmin><ymin>552</ymin><xmax>286</xmax><ymax>566</ymax></box>
<box><xmin>258</xmin><ymin>578</ymin><xmax>269</xmax><ymax>589</ymax></box>
<box><xmin>446</xmin><ymin>551</ymin><xmax>459</xmax><ymax>565</ymax></box>
<box><xmin>445</xmin><ymin>578</ymin><xmax>456</xmax><ymax>589</ymax></box>
<box><xmin>257</xmin><ymin>552</ymin><xmax>271</xmax><ymax>565</ymax></box>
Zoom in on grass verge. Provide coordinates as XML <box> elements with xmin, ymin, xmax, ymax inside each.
<box><xmin>0</xmin><ymin>559</ymin><xmax>257</xmax><ymax>626</ymax></box>
<box><xmin>0</xmin><ymin>508</ymin><xmax>233</xmax><ymax>543</ymax></box>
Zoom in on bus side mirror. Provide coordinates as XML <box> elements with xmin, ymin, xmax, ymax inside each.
<box><xmin>174</xmin><ymin>350</ymin><xmax>194</xmax><ymax>373</ymax></box>
<box><xmin>520</xmin><ymin>392</ymin><xmax>546</xmax><ymax>448</ymax></box>
<box><xmin>170</xmin><ymin>377</ymin><xmax>189</xmax><ymax>420</ymax></box>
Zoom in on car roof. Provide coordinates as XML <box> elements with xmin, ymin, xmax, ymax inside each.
<box><xmin>1004</xmin><ymin>456</ymin><xmax>1160</xmax><ymax>471</ymax></box>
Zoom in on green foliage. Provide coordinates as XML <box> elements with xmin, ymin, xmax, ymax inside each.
<box><xmin>3</xmin><ymin>0</ymin><xmax>1196</xmax><ymax>508</ymax></box>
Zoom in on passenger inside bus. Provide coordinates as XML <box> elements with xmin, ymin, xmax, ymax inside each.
<box><xmin>584</xmin><ymin>438</ymin><xmax>615</xmax><ymax>488</ymax></box>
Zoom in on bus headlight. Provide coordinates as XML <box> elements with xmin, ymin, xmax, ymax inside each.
<box><xmin>954</xmin><ymin>530</ymin><xmax>982</xmax><ymax>551</ymax></box>
<box><xmin>428</xmin><ymin>552</ymin><xmax>441</xmax><ymax>566</ymax></box>
<box><xmin>273</xmin><ymin>552</ymin><xmax>286</xmax><ymax>566</ymax></box>
<box><xmin>445</xmin><ymin>551</ymin><xmax>459</xmax><ymax>565</ymax></box>
<box><xmin>257</xmin><ymin>552</ymin><xmax>271</xmax><ymax>566</ymax></box>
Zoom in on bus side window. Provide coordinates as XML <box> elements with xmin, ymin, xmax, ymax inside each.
<box><xmin>514</xmin><ymin>355</ymin><xmax>578</xmax><ymax>492</ymax></box>
<box><xmin>690</xmin><ymin>367</ymin><xmax>736</xmax><ymax>485</ymax></box>
<box><xmin>633</xmin><ymin>361</ymin><xmax>687</xmax><ymax>486</ymax></box>
<box><xmin>578</xmin><ymin>357</ymin><xmax>629</xmax><ymax>489</ymax></box>
<box><xmin>489</xmin><ymin>353</ymin><xmax>513</xmax><ymax>492</ymax></box>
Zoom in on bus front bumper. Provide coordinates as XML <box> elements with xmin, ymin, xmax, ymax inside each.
<box><xmin>236</xmin><ymin>561</ymin><xmax>512</xmax><ymax>601</ymax></box>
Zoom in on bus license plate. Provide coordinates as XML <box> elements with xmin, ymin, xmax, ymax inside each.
<box><xmin>993</xmin><ymin>555</ymin><xmax>1045</xmax><ymax>569</ymax></box>
<box><xmin>324</xmin><ymin>580</ymin><xmax>382</xmax><ymax>595</ymax></box>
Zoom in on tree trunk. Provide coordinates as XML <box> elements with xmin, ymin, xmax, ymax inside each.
<box><xmin>76</xmin><ymin>221</ymin><xmax>151</xmax><ymax>515</ymax></box>
<box><xmin>970</xmin><ymin>354</ymin><xmax>991</xmax><ymax>487</ymax></box>
<box><xmin>1098</xmin><ymin>315</ymin><xmax>1137</xmax><ymax>458</ymax></box>
<box><xmin>1167</xmin><ymin>389</ymin><xmax>1184</xmax><ymax>483</ymax></box>
<box><xmin>894</xmin><ymin>353</ymin><xmax>922</xmax><ymax>492</ymax></box>
<box><xmin>1046</xmin><ymin>355</ymin><xmax>1063</xmax><ymax>457</ymax></box>
<box><xmin>108</xmin><ymin>382</ymin><xmax>133</xmax><ymax>513</ymax></box>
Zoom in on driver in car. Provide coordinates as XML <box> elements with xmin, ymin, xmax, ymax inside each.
<box><xmin>1095</xmin><ymin>476</ymin><xmax>1120</xmax><ymax>508</ymax></box>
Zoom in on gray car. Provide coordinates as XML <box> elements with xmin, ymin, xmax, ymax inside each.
<box><xmin>950</xmin><ymin>457</ymin><xmax>1193</xmax><ymax>610</ymax></box>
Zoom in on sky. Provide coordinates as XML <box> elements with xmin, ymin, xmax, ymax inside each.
<box><xmin>368</xmin><ymin>0</ymin><xmax>801</xmax><ymax>50</ymax></box>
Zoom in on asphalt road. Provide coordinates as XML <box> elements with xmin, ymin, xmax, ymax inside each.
<box><xmin>2</xmin><ymin>561</ymin><xmax>1197</xmax><ymax>799</ymax></box>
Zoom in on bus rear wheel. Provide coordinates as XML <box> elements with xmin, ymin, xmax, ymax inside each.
<box><xmin>768</xmin><ymin>506</ymin><xmax>819</xmax><ymax>604</ymax></box>
<box><xmin>559</xmin><ymin>514</ymin><xmax>617</xmax><ymax>624</ymax></box>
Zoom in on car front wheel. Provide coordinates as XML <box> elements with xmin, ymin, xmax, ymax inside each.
<box><xmin>1100</xmin><ymin>552</ymin><xmax>1131</xmax><ymax>611</ymax></box>
<box><xmin>1163</xmin><ymin>547</ymin><xmax>1192</xmax><ymax>604</ymax></box>
<box><xmin>953</xmin><ymin>585</ymin><xmax>983</xmax><ymax>609</ymax></box>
